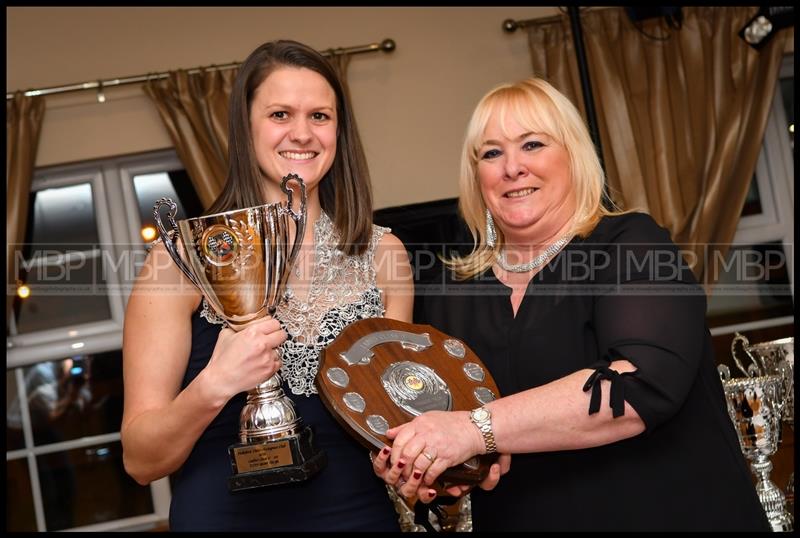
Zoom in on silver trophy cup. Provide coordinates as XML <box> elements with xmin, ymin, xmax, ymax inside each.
<box><xmin>153</xmin><ymin>174</ymin><xmax>326</xmax><ymax>491</ymax></box>
<box><xmin>732</xmin><ymin>333</ymin><xmax>795</xmax><ymax>518</ymax></box>
<box><xmin>732</xmin><ymin>333</ymin><xmax>794</xmax><ymax>427</ymax></box>
<box><xmin>718</xmin><ymin>366</ymin><xmax>793</xmax><ymax>531</ymax></box>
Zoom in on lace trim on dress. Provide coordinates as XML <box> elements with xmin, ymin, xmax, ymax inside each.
<box><xmin>278</xmin><ymin>212</ymin><xmax>389</xmax><ymax>396</ymax></box>
<box><xmin>279</xmin><ymin>286</ymin><xmax>385</xmax><ymax>396</ymax></box>
<box><xmin>200</xmin><ymin>299</ymin><xmax>228</xmax><ymax>328</ymax></box>
<box><xmin>198</xmin><ymin>212</ymin><xmax>390</xmax><ymax>396</ymax></box>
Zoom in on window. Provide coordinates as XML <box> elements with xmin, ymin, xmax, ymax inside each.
<box><xmin>6</xmin><ymin>149</ymin><xmax>201</xmax><ymax>531</ymax></box>
<box><xmin>707</xmin><ymin>54</ymin><xmax>794</xmax><ymax>369</ymax></box>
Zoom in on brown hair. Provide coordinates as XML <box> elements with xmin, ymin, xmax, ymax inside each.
<box><xmin>207</xmin><ymin>40</ymin><xmax>373</xmax><ymax>255</ymax></box>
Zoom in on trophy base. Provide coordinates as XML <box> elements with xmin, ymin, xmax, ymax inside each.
<box><xmin>228</xmin><ymin>425</ymin><xmax>327</xmax><ymax>492</ymax></box>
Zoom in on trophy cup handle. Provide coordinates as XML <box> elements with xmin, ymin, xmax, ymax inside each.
<box><xmin>717</xmin><ymin>364</ymin><xmax>731</xmax><ymax>381</ymax></box>
<box><xmin>280</xmin><ymin>174</ymin><xmax>307</xmax><ymax>221</ymax></box>
<box><xmin>731</xmin><ymin>332</ymin><xmax>761</xmax><ymax>378</ymax></box>
<box><xmin>153</xmin><ymin>198</ymin><xmax>202</xmax><ymax>289</ymax></box>
<box><xmin>279</xmin><ymin>174</ymin><xmax>307</xmax><ymax>279</ymax></box>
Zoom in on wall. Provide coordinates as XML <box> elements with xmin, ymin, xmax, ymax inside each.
<box><xmin>7</xmin><ymin>6</ymin><xmax>560</xmax><ymax>209</ymax></box>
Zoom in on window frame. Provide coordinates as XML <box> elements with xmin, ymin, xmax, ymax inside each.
<box><xmin>708</xmin><ymin>53</ymin><xmax>794</xmax><ymax>337</ymax></box>
<box><xmin>8</xmin><ymin>165</ymin><xmax>125</xmax><ymax>367</ymax></box>
<box><xmin>6</xmin><ymin>150</ymin><xmax>182</xmax><ymax>531</ymax></box>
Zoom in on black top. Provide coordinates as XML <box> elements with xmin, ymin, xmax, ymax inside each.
<box><xmin>420</xmin><ymin>213</ymin><xmax>769</xmax><ymax>532</ymax></box>
<box><xmin>167</xmin><ymin>312</ymin><xmax>399</xmax><ymax>532</ymax></box>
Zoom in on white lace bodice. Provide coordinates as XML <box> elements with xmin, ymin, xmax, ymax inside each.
<box><xmin>201</xmin><ymin>212</ymin><xmax>389</xmax><ymax>396</ymax></box>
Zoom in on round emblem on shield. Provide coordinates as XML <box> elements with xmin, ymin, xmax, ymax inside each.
<box><xmin>404</xmin><ymin>374</ymin><xmax>424</xmax><ymax>391</ymax></box>
<box><xmin>382</xmin><ymin>361</ymin><xmax>452</xmax><ymax>416</ymax></box>
<box><xmin>201</xmin><ymin>225</ymin><xmax>239</xmax><ymax>266</ymax></box>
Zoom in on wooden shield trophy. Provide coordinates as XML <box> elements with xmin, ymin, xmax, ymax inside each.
<box><xmin>317</xmin><ymin>318</ymin><xmax>500</xmax><ymax>485</ymax></box>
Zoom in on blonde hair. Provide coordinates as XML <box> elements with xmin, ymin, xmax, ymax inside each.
<box><xmin>447</xmin><ymin>77</ymin><xmax>623</xmax><ymax>279</ymax></box>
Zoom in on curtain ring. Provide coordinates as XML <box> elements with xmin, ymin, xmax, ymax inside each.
<box><xmin>96</xmin><ymin>80</ymin><xmax>106</xmax><ymax>103</ymax></box>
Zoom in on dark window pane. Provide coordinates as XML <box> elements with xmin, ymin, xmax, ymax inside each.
<box><xmin>29</xmin><ymin>183</ymin><xmax>100</xmax><ymax>250</ymax></box>
<box><xmin>14</xmin><ymin>254</ymin><xmax>111</xmax><ymax>334</ymax></box>
<box><xmin>780</xmin><ymin>76</ymin><xmax>793</xmax><ymax>122</ymax></box>
<box><xmin>169</xmin><ymin>169</ymin><xmax>204</xmax><ymax>218</ymax></box>
<box><xmin>133</xmin><ymin>169</ymin><xmax>203</xmax><ymax>244</ymax></box>
<box><xmin>25</xmin><ymin>351</ymin><xmax>124</xmax><ymax>446</ymax></box>
<box><xmin>740</xmin><ymin>175</ymin><xmax>763</xmax><ymax>216</ymax></box>
<box><xmin>6</xmin><ymin>458</ymin><xmax>37</xmax><ymax>532</ymax></box>
<box><xmin>37</xmin><ymin>441</ymin><xmax>153</xmax><ymax>531</ymax></box>
<box><xmin>706</xmin><ymin>241</ymin><xmax>794</xmax><ymax>328</ymax></box>
<box><xmin>779</xmin><ymin>75</ymin><xmax>793</xmax><ymax>151</ymax></box>
<box><xmin>7</xmin><ymin>370</ymin><xmax>25</xmax><ymax>451</ymax></box>
<box><xmin>12</xmin><ymin>182</ymin><xmax>113</xmax><ymax>333</ymax></box>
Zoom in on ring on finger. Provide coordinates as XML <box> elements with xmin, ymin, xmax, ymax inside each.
<box><xmin>422</xmin><ymin>450</ymin><xmax>436</xmax><ymax>463</ymax></box>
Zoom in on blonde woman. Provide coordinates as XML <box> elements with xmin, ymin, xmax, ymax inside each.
<box><xmin>373</xmin><ymin>78</ymin><xmax>769</xmax><ymax>531</ymax></box>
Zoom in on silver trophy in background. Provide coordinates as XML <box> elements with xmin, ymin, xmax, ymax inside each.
<box><xmin>731</xmin><ymin>333</ymin><xmax>794</xmax><ymax>427</ymax></box>
<box><xmin>153</xmin><ymin>174</ymin><xmax>326</xmax><ymax>492</ymax></box>
<box><xmin>719</xmin><ymin>339</ymin><xmax>794</xmax><ymax>531</ymax></box>
<box><xmin>732</xmin><ymin>333</ymin><xmax>795</xmax><ymax>513</ymax></box>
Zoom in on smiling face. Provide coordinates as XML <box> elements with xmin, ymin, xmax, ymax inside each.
<box><xmin>477</xmin><ymin>112</ymin><xmax>576</xmax><ymax>246</ymax></box>
<box><xmin>249</xmin><ymin>66</ymin><xmax>337</xmax><ymax>203</ymax></box>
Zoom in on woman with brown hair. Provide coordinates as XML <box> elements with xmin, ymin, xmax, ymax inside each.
<box><xmin>122</xmin><ymin>40</ymin><xmax>413</xmax><ymax>531</ymax></box>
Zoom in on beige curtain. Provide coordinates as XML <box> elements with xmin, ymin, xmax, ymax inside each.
<box><xmin>6</xmin><ymin>92</ymin><xmax>46</xmax><ymax>326</ymax></box>
<box><xmin>526</xmin><ymin>18</ymin><xmax>586</xmax><ymax>119</ymax></box>
<box><xmin>144</xmin><ymin>68</ymin><xmax>237</xmax><ymax>208</ymax></box>
<box><xmin>528</xmin><ymin>7</ymin><xmax>788</xmax><ymax>286</ymax></box>
<box><xmin>326</xmin><ymin>51</ymin><xmax>371</xmax><ymax>167</ymax></box>
<box><xmin>326</xmin><ymin>52</ymin><xmax>354</xmax><ymax>103</ymax></box>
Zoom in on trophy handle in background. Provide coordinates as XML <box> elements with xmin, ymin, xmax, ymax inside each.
<box><xmin>153</xmin><ymin>197</ymin><xmax>202</xmax><ymax>289</ymax></box>
<box><xmin>731</xmin><ymin>332</ymin><xmax>760</xmax><ymax>377</ymax></box>
<box><xmin>720</xmin><ymin>374</ymin><xmax>793</xmax><ymax>531</ymax></box>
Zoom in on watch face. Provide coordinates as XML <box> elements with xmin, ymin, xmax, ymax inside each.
<box><xmin>472</xmin><ymin>408</ymin><xmax>489</xmax><ymax>421</ymax></box>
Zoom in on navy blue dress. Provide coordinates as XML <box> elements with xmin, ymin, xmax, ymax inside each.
<box><xmin>168</xmin><ymin>309</ymin><xmax>399</xmax><ymax>532</ymax></box>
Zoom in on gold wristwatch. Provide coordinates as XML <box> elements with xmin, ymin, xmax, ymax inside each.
<box><xmin>469</xmin><ymin>406</ymin><xmax>497</xmax><ymax>454</ymax></box>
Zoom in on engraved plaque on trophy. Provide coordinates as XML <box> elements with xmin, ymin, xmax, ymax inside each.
<box><xmin>153</xmin><ymin>174</ymin><xmax>326</xmax><ymax>492</ymax></box>
<box><xmin>316</xmin><ymin>318</ymin><xmax>501</xmax><ymax>486</ymax></box>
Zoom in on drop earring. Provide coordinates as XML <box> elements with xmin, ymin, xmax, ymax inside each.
<box><xmin>485</xmin><ymin>209</ymin><xmax>496</xmax><ymax>248</ymax></box>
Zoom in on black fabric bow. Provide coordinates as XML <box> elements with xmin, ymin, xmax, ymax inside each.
<box><xmin>582</xmin><ymin>349</ymin><xmax>629</xmax><ymax>418</ymax></box>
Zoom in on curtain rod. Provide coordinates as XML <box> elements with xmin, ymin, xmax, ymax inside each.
<box><xmin>502</xmin><ymin>10</ymin><xmax>609</xmax><ymax>193</ymax></box>
<box><xmin>7</xmin><ymin>38</ymin><xmax>396</xmax><ymax>101</ymax></box>
<box><xmin>502</xmin><ymin>15</ymin><xmax>564</xmax><ymax>32</ymax></box>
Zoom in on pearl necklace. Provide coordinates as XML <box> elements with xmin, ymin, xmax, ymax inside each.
<box><xmin>496</xmin><ymin>235</ymin><xmax>572</xmax><ymax>273</ymax></box>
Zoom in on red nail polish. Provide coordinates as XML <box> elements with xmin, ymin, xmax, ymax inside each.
<box><xmin>428</xmin><ymin>489</ymin><xmax>437</xmax><ymax>498</ymax></box>
<box><xmin>413</xmin><ymin>470</ymin><xmax>422</xmax><ymax>480</ymax></box>
<box><xmin>398</xmin><ymin>460</ymin><xmax>406</xmax><ymax>469</ymax></box>
<box><xmin>381</xmin><ymin>447</ymin><xmax>390</xmax><ymax>456</ymax></box>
